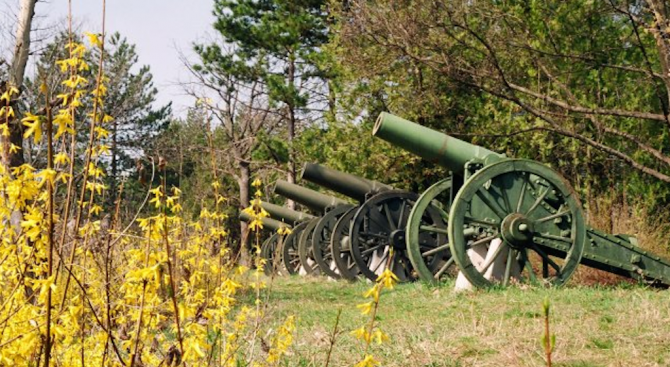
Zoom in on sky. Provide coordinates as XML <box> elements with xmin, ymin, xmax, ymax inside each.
<box><xmin>33</xmin><ymin>0</ymin><xmax>217</xmax><ymax>117</ymax></box>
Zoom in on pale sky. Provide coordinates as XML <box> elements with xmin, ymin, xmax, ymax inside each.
<box><xmin>28</xmin><ymin>0</ymin><xmax>217</xmax><ymax>117</ymax></box>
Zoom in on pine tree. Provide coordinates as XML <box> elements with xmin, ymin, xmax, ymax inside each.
<box><xmin>196</xmin><ymin>0</ymin><xmax>330</xmax><ymax>207</ymax></box>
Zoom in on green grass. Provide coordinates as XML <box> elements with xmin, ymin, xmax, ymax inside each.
<box><xmin>259</xmin><ymin>276</ymin><xmax>670</xmax><ymax>367</ymax></box>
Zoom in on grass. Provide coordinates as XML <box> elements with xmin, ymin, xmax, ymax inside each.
<box><xmin>260</xmin><ymin>277</ymin><xmax>670</xmax><ymax>367</ymax></box>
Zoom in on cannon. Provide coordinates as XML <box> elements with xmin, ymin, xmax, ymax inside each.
<box><xmin>256</xmin><ymin>200</ymin><xmax>317</xmax><ymax>275</ymax></box>
<box><xmin>239</xmin><ymin>212</ymin><xmax>292</xmax><ymax>275</ymax></box>
<box><xmin>273</xmin><ymin>180</ymin><xmax>355</xmax><ymax>278</ymax></box>
<box><xmin>373</xmin><ymin>112</ymin><xmax>670</xmax><ymax>287</ymax></box>
<box><xmin>301</xmin><ymin>163</ymin><xmax>447</xmax><ymax>282</ymax></box>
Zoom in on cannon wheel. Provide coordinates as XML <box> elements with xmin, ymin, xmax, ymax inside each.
<box><xmin>312</xmin><ymin>205</ymin><xmax>355</xmax><ymax>279</ymax></box>
<box><xmin>448</xmin><ymin>159</ymin><xmax>586</xmax><ymax>288</ymax></box>
<box><xmin>298</xmin><ymin>218</ymin><xmax>322</xmax><ymax>275</ymax></box>
<box><xmin>282</xmin><ymin>221</ymin><xmax>310</xmax><ymax>275</ymax></box>
<box><xmin>406</xmin><ymin>178</ymin><xmax>454</xmax><ymax>284</ymax></box>
<box><xmin>329</xmin><ymin>206</ymin><xmax>361</xmax><ymax>281</ymax></box>
<box><xmin>349</xmin><ymin>190</ymin><xmax>443</xmax><ymax>282</ymax></box>
<box><xmin>261</xmin><ymin>233</ymin><xmax>285</xmax><ymax>276</ymax></box>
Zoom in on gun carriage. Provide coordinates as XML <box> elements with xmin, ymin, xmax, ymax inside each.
<box><xmin>239</xmin><ymin>212</ymin><xmax>292</xmax><ymax>275</ymax></box>
<box><xmin>255</xmin><ymin>200</ymin><xmax>319</xmax><ymax>275</ymax></box>
<box><xmin>373</xmin><ymin>112</ymin><xmax>670</xmax><ymax>288</ymax></box>
<box><xmin>272</xmin><ymin>180</ymin><xmax>353</xmax><ymax>277</ymax></box>
<box><xmin>301</xmin><ymin>163</ymin><xmax>447</xmax><ymax>282</ymax></box>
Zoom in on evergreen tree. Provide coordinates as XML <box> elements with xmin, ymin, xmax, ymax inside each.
<box><xmin>99</xmin><ymin>33</ymin><xmax>171</xmax><ymax>195</ymax></box>
<box><xmin>196</xmin><ymin>0</ymin><xmax>330</xmax><ymax>206</ymax></box>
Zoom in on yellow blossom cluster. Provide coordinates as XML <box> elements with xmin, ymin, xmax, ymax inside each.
<box><xmin>0</xmin><ymin>28</ymin><xmax>298</xmax><ymax>366</ymax></box>
<box><xmin>352</xmin><ymin>259</ymin><xmax>399</xmax><ymax>366</ymax></box>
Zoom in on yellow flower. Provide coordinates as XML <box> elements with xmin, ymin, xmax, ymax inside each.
<box><xmin>0</xmin><ymin>86</ymin><xmax>18</xmax><ymax>102</ymax></box>
<box><xmin>356</xmin><ymin>301</ymin><xmax>374</xmax><ymax>315</ymax></box>
<box><xmin>54</xmin><ymin>152</ymin><xmax>70</xmax><ymax>165</ymax></box>
<box><xmin>9</xmin><ymin>144</ymin><xmax>20</xmax><ymax>154</ymax></box>
<box><xmin>277</xmin><ymin>226</ymin><xmax>292</xmax><ymax>235</ymax></box>
<box><xmin>1</xmin><ymin>106</ymin><xmax>15</xmax><ymax>118</ymax></box>
<box><xmin>354</xmin><ymin>355</ymin><xmax>380</xmax><ymax>367</ymax></box>
<box><xmin>377</xmin><ymin>268</ymin><xmax>399</xmax><ymax>289</ymax></box>
<box><xmin>90</xmin><ymin>204</ymin><xmax>103</xmax><ymax>216</ymax></box>
<box><xmin>363</xmin><ymin>285</ymin><xmax>381</xmax><ymax>302</ymax></box>
<box><xmin>351</xmin><ymin>326</ymin><xmax>370</xmax><ymax>343</ymax></box>
<box><xmin>22</xmin><ymin>112</ymin><xmax>42</xmax><ymax>142</ymax></box>
<box><xmin>251</xmin><ymin>178</ymin><xmax>262</xmax><ymax>187</ymax></box>
<box><xmin>84</xmin><ymin>32</ymin><xmax>103</xmax><ymax>48</ymax></box>
<box><xmin>249</xmin><ymin>219</ymin><xmax>263</xmax><ymax>231</ymax></box>
<box><xmin>371</xmin><ymin>329</ymin><xmax>389</xmax><ymax>344</ymax></box>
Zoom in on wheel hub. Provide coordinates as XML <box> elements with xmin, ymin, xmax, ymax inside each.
<box><xmin>389</xmin><ymin>229</ymin><xmax>406</xmax><ymax>249</ymax></box>
<box><xmin>501</xmin><ymin>213</ymin><xmax>534</xmax><ymax>246</ymax></box>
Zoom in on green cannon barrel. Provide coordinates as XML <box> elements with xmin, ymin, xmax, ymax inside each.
<box><xmin>239</xmin><ymin>212</ymin><xmax>291</xmax><ymax>232</ymax></box>
<box><xmin>260</xmin><ymin>201</ymin><xmax>315</xmax><ymax>224</ymax></box>
<box><xmin>373</xmin><ymin>112</ymin><xmax>503</xmax><ymax>173</ymax></box>
<box><xmin>301</xmin><ymin>163</ymin><xmax>393</xmax><ymax>202</ymax></box>
<box><xmin>274</xmin><ymin>179</ymin><xmax>349</xmax><ymax>213</ymax></box>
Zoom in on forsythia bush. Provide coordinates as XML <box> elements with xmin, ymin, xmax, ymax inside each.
<box><xmin>0</xmin><ymin>31</ymin><xmax>295</xmax><ymax>367</ymax></box>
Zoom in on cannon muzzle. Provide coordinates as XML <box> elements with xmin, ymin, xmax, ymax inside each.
<box><xmin>373</xmin><ymin>112</ymin><xmax>502</xmax><ymax>173</ymax></box>
<box><xmin>260</xmin><ymin>201</ymin><xmax>315</xmax><ymax>224</ymax></box>
<box><xmin>240</xmin><ymin>212</ymin><xmax>291</xmax><ymax>232</ymax></box>
<box><xmin>274</xmin><ymin>180</ymin><xmax>349</xmax><ymax>213</ymax></box>
<box><xmin>301</xmin><ymin>163</ymin><xmax>393</xmax><ymax>202</ymax></box>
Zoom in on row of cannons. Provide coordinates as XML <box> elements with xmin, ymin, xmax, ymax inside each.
<box><xmin>243</xmin><ymin>112</ymin><xmax>670</xmax><ymax>289</ymax></box>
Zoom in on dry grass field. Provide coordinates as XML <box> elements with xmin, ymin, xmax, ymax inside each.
<box><xmin>260</xmin><ymin>277</ymin><xmax>670</xmax><ymax>367</ymax></box>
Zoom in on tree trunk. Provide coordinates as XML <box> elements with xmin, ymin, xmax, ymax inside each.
<box><xmin>3</xmin><ymin>0</ymin><xmax>36</xmax><ymax>169</ymax></box>
<box><xmin>286</xmin><ymin>55</ymin><xmax>296</xmax><ymax>210</ymax></box>
<box><xmin>110</xmin><ymin>117</ymin><xmax>118</xmax><ymax>202</ymax></box>
<box><xmin>5</xmin><ymin>0</ymin><xmax>36</xmax><ymax>235</ymax></box>
<box><xmin>238</xmin><ymin>160</ymin><xmax>251</xmax><ymax>265</ymax></box>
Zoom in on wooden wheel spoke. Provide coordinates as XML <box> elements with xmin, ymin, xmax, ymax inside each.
<box><xmin>536</xmin><ymin>209</ymin><xmax>571</xmax><ymax>223</ymax></box>
<box><xmin>397</xmin><ymin>201</ymin><xmax>409</xmax><ymax>229</ymax></box>
<box><xmin>361</xmin><ymin>244</ymin><xmax>384</xmax><ymax>256</ymax></box>
<box><xmin>360</xmin><ymin>232</ymin><xmax>386</xmax><ymax>239</ymax></box>
<box><xmin>421</xmin><ymin>243</ymin><xmax>450</xmax><ymax>257</ymax></box>
<box><xmin>434</xmin><ymin>257</ymin><xmax>455</xmax><ymax>279</ymax></box>
<box><xmin>395</xmin><ymin>255</ymin><xmax>409</xmax><ymax>274</ymax></box>
<box><xmin>420</xmin><ymin>225</ymin><xmax>449</xmax><ymax>235</ymax></box>
<box><xmin>382</xmin><ymin>203</ymin><xmax>397</xmax><ymax>231</ymax></box>
<box><xmin>500</xmin><ymin>183</ymin><xmax>513</xmax><ymax>213</ymax></box>
<box><xmin>529</xmin><ymin>243</ymin><xmax>561</xmax><ymax>272</ymax></box>
<box><xmin>371</xmin><ymin>253</ymin><xmax>388</xmax><ymax>273</ymax></box>
<box><xmin>516</xmin><ymin>175</ymin><xmax>528</xmax><ymax>213</ymax></box>
<box><xmin>464</xmin><ymin>216</ymin><xmax>499</xmax><ymax>227</ymax></box>
<box><xmin>525</xmin><ymin>186</ymin><xmax>550</xmax><ymax>216</ymax></box>
<box><xmin>503</xmin><ymin>249</ymin><xmax>516</xmax><ymax>286</ymax></box>
<box><xmin>475</xmin><ymin>188</ymin><xmax>508</xmax><ymax>219</ymax></box>
<box><xmin>467</xmin><ymin>234</ymin><xmax>497</xmax><ymax>248</ymax></box>
<box><xmin>478</xmin><ymin>240</ymin><xmax>506</xmax><ymax>274</ymax></box>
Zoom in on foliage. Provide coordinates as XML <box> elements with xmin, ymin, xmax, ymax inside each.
<box><xmin>196</xmin><ymin>0</ymin><xmax>332</xmax><ymax>186</ymax></box>
<box><xmin>327</xmin><ymin>0</ymin><xmax>670</xmax><ymax>213</ymax></box>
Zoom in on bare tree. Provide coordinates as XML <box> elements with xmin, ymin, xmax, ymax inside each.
<box><xmin>2</xmin><ymin>0</ymin><xmax>36</xmax><ymax>168</ymax></box>
<box><xmin>185</xmin><ymin>56</ymin><xmax>281</xmax><ymax>262</ymax></box>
